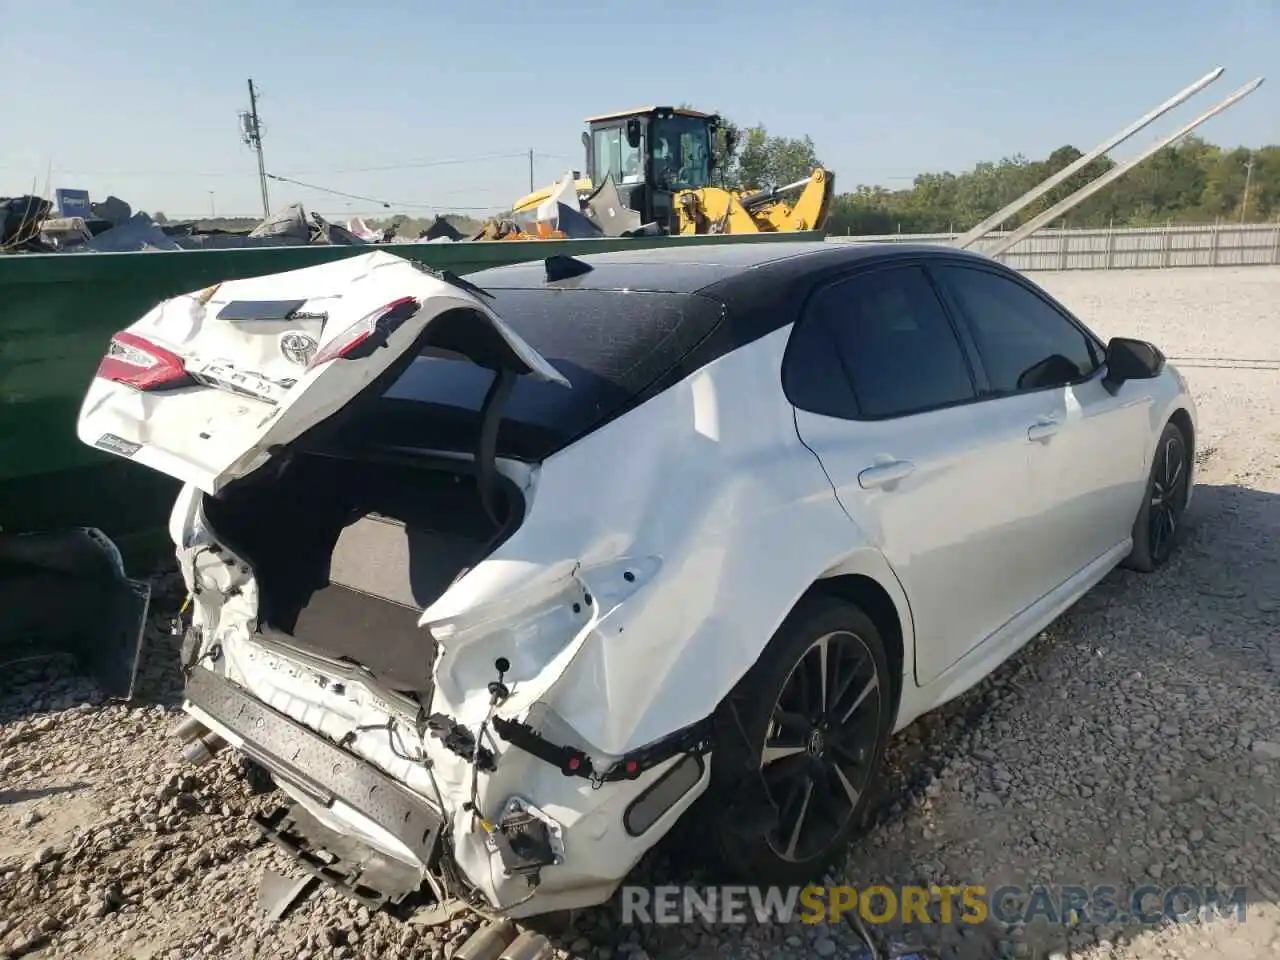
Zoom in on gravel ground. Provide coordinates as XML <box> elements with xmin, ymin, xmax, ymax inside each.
<box><xmin>2</xmin><ymin>266</ymin><xmax>1277</xmax><ymax>960</ymax></box>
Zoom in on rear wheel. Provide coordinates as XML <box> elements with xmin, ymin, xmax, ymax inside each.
<box><xmin>1123</xmin><ymin>420</ymin><xmax>1190</xmax><ymax>573</ymax></box>
<box><xmin>704</xmin><ymin>595</ymin><xmax>893</xmax><ymax>885</ymax></box>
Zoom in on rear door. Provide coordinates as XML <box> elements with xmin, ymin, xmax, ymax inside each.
<box><xmin>785</xmin><ymin>262</ymin><xmax>1044</xmax><ymax>686</ymax></box>
<box><xmin>77</xmin><ymin>251</ymin><xmax>568</xmax><ymax>494</ymax></box>
<box><xmin>931</xmin><ymin>262</ymin><xmax>1151</xmax><ymax>587</ymax></box>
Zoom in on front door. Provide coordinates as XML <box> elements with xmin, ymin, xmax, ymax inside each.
<box><xmin>931</xmin><ymin>263</ymin><xmax>1152</xmax><ymax>587</ymax></box>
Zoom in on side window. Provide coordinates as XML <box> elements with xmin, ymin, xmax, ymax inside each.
<box><xmin>937</xmin><ymin>265</ymin><xmax>1101</xmax><ymax>394</ymax></box>
<box><xmin>807</xmin><ymin>265</ymin><xmax>976</xmax><ymax>419</ymax></box>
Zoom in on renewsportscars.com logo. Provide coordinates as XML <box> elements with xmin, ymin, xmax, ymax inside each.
<box><xmin>619</xmin><ymin>883</ymin><xmax>1250</xmax><ymax>926</ymax></box>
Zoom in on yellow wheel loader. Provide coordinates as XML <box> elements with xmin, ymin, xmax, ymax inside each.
<box><xmin>489</xmin><ymin>107</ymin><xmax>834</xmax><ymax>239</ymax></box>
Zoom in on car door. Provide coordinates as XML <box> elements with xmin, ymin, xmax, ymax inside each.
<box><xmin>785</xmin><ymin>261</ymin><xmax>1046</xmax><ymax>686</ymax></box>
<box><xmin>931</xmin><ymin>262</ymin><xmax>1152</xmax><ymax>589</ymax></box>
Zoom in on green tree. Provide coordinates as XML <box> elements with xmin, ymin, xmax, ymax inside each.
<box><xmin>824</xmin><ymin>135</ymin><xmax>1279</xmax><ymax>236</ymax></box>
<box><xmin>735</xmin><ymin>125</ymin><xmax>821</xmax><ymax>191</ymax></box>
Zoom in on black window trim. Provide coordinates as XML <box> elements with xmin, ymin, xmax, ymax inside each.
<box><xmin>923</xmin><ymin>259</ymin><xmax>1109</xmax><ymax>400</ymax></box>
<box><xmin>781</xmin><ymin>254</ymin><xmax>988</xmax><ymax>423</ymax></box>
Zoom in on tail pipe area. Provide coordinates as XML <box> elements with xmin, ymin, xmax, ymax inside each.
<box><xmin>453</xmin><ymin>921</ymin><xmax>554</xmax><ymax>960</ymax></box>
<box><xmin>173</xmin><ymin>714</ymin><xmax>226</xmax><ymax>765</ymax></box>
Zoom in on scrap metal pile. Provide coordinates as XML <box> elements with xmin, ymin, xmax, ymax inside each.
<box><xmin>0</xmin><ymin>198</ymin><xmax>407</xmax><ymax>255</ymax></box>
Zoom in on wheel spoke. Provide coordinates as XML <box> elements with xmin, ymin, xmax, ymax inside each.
<box><xmin>839</xmin><ymin>674</ymin><xmax>879</xmax><ymax>724</ymax></box>
<box><xmin>831</xmin><ymin>763</ymin><xmax>861</xmax><ymax>807</ymax></box>
<box><xmin>816</xmin><ymin>636</ymin><xmax>830</xmax><ymax>715</ymax></box>
<box><xmin>1163</xmin><ymin>439</ymin><xmax>1180</xmax><ymax>486</ymax></box>
<box><xmin>762</xmin><ymin>707</ymin><xmax>812</xmax><ymax>768</ymax></box>
<box><xmin>828</xmin><ymin>643</ymin><xmax>869</xmax><ymax>714</ymax></box>
<box><xmin>762</xmin><ymin>743</ymin><xmax>807</xmax><ymax>766</ymax></box>
<box><xmin>782</xmin><ymin>778</ymin><xmax>814</xmax><ymax>860</ymax></box>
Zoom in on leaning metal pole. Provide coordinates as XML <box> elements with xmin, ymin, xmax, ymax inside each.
<box><xmin>954</xmin><ymin>67</ymin><xmax>1226</xmax><ymax>250</ymax></box>
<box><xmin>988</xmin><ymin>76</ymin><xmax>1265</xmax><ymax>259</ymax></box>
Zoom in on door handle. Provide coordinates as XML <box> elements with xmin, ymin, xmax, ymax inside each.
<box><xmin>858</xmin><ymin>459</ymin><xmax>916</xmax><ymax>490</ymax></box>
<box><xmin>1027</xmin><ymin>417</ymin><xmax>1060</xmax><ymax>442</ymax></box>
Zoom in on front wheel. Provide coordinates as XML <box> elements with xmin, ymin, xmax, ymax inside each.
<box><xmin>1123</xmin><ymin>420</ymin><xmax>1191</xmax><ymax>573</ymax></box>
<box><xmin>703</xmin><ymin>595</ymin><xmax>894</xmax><ymax>885</ymax></box>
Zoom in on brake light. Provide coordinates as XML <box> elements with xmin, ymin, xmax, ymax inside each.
<box><xmin>308</xmin><ymin>297</ymin><xmax>421</xmax><ymax>370</ymax></box>
<box><xmin>95</xmin><ymin>331</ymin><xmax>190</xmax><ymax>390</ymax></box>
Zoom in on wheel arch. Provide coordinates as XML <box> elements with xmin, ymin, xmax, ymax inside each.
<box><xmin>803</xmin><ymin>563</ymin><xmax>912</xmax><ymax>730</ymax></box>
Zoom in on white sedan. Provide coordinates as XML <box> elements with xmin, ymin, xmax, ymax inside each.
<box><xmin>77</xmin><ymin>242</ymin><xmax>1195</xmax><ymax>919</ymax></box>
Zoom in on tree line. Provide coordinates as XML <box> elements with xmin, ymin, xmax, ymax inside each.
<box><xmin>712</xmin><ymin>116</ymin><xmax>1278</xmax><ymax>235</ymax></box>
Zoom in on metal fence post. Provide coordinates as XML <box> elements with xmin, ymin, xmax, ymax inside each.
<box><xmin>1210</xmin><ymin>218</ymin><xmax>1220</xmax><ymax>267</ymax></box>
<box><xmin>1058</xmin><ymin>230</ymin><xmax>1068</xmax><ymax>270</ymax></box>
<box><xmin>1272</xmin><ymin>224</ymin><xmax>1280</xmax><ymax>265</ymax></box>
<box><xmin>1105</xmin><ymin>219</ymin><xmax>1115</xmax><ymax>269</ymax></box>
<box><xmin>1162</xmin><ymin>221</ymin><xmax>1173</xmax><ymax>268</ymax></box>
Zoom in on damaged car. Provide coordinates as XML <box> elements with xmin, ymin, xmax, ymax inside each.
<box><xmin>76</xmin><ymin>242</ymin><xmax>1196</xmax><ymax>921</ymax></box>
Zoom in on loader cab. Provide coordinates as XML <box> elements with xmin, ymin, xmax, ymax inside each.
<box><xmin>582</xmin><ymin>106</ymin><xmax>718</xmax><ymax>233</ymax></box>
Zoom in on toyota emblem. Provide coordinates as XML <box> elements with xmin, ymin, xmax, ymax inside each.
<box><xmin>279</xmin><ymin>331</ymin><xmax>318</xmax><ymax>366</ymax></box>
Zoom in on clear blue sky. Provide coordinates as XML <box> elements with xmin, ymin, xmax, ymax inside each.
<box><xmin>2</xmin><ymin>0</ymin><xmax>1275</xmax><ymax>220</ymax></box>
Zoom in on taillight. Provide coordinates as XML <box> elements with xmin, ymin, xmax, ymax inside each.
<box><xmin>308</xmin><ymin>297</ymin><xmax>421</xmax><ymax>370</ymax></box>
<box><xmin>95</xmin><ymin>331</ymin><xmax>191</xmax><ymax>390</ymax></box>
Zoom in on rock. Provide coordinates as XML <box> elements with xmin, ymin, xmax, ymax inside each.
<box><xmin>812</xmin><ymin>935</ymin><xmax>837</xmax><ymax>957</ymax></box>
<box><xmin>1251</xmin><ymin>740</ymin><xmax>1280</xmax><ymax>760</ymax></box>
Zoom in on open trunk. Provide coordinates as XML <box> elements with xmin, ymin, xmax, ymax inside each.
<box><xmin>202</xmin><ymin>449</ymin><xmax>522</xmax><ymax>695</ymax></box>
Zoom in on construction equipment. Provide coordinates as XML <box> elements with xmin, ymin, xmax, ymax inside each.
<box><xmin>496</xmin><ymin>106</ymin><xmax>834</xmax><ymax>239</ymax></box>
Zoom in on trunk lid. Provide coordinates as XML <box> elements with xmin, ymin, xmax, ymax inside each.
<box><xmin>76</xmin><ymin>251</ymin><xmax>567</xmax><ymax>493</ymax></box>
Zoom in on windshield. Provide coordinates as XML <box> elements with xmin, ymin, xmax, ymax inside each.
<box><xmin>591</xmin><ymin>126</ymin><xmax>646</xmax><ymax>185</ymax></box>
<box><xmin>650</xmin><ymin>115</ymin><xmax>712</xmax><ymax>190</ymax></box>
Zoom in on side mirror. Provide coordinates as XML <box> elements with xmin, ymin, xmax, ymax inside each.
<box><xmin>1104</xmin><ymin>337</ymin><xmax>1165</xmax><ymax>391</ymax></box>
<box><xmin>625</xmin><ymin>119</ymin><xmax>642</xmax><ymax>149</ymax></box>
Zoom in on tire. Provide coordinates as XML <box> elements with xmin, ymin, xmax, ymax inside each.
<box><xmin>701</xmin><ymin>594</ymin><xmax>894</xmax><ymax>886</ymax></box>
<box><xmin>1123</xmin><ymin>420</ymin><xmax>1191</xmax><ymax>573</ymax></box>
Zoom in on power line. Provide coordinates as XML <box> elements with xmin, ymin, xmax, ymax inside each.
<box><xmin>264</xmin><ymin>172</ymin><xmax>503</xmax><ymax>212</ymax></box>
<box><xmin>0</xmin><ymin>150</ymin><xmax>577</xmax><ymax>179</ymax></box>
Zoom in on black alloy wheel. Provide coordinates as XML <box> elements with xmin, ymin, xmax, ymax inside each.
<box><xmin>1125</xmin><ymin>420</ymin><xmax>1191</xmax><ymax>573</ymax></box>
<box><xmin>699</xmin><ymin>595</ymin><xmax>893</xmax><ymax>884</ymax></box>
<box><xmin>761</xmin><ymin>630</ymin><xmax>883</xmax><ymax>863</ymax></box>
<box><xmin>1148</xmin><ymin>427</ymin><xmax>1189</xmax><ymax>565</ymax></box>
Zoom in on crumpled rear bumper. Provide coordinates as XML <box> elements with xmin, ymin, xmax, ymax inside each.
<box><xmin>184</xmin><ymin>667</ymin><xmax>445</xmax><ymax>906</ymax></box>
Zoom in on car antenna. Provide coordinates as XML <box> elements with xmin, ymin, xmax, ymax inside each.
<box><xmin>545</xmin><ymin>255</ymin><xmax>593</xmax><ymax>283</ymax></box>
<box><xmin>416</xmin><ymin>261</ymin><xmax>494</xmax><ymax>300</ymax></box>
<box><xmin>436</xmin><ymin>269</ymin><xmax>494</xmax><ymax>299</ymax></box>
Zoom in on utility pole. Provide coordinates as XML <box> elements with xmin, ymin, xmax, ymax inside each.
<box><xmin>208</xmin><ymin>191</ymin><xmax>216</xmax><ymax>218</ymax></box>
<box><xmin>1240</xmin><ymin>153</ymin><xmax>1254</xmax><ymax>225</ymax></box>
<box><xmin>528</xmin><ymin>149</ymin><xmax>535</xmax><ymax>192</ymax></box>
<box><xmin>239</xmin><ymin>79</ymin><xmax>270</xmax><ymax>218</ymax></box>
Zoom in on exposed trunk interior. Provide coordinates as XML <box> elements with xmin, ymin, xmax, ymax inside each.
<box><xmin>201</xmin><ymin>450</ymin><xmax>523</xmax><ymax>694</ymax></box>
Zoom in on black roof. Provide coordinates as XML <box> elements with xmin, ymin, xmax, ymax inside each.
<box><xmin>368</xmin><ymin>241</ymin><xmax>996</xmax><ymax>461</ymax></box>
<box><xmin>466</xmin><ymin>240</ymin><xmax>991</xmax><ymax>295</ymax></box>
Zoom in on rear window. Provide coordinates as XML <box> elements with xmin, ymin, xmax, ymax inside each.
<box><xmin>368</xmin><ymin>287</ymin><xmax>725</xmax><ymax>460</ymax></box>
